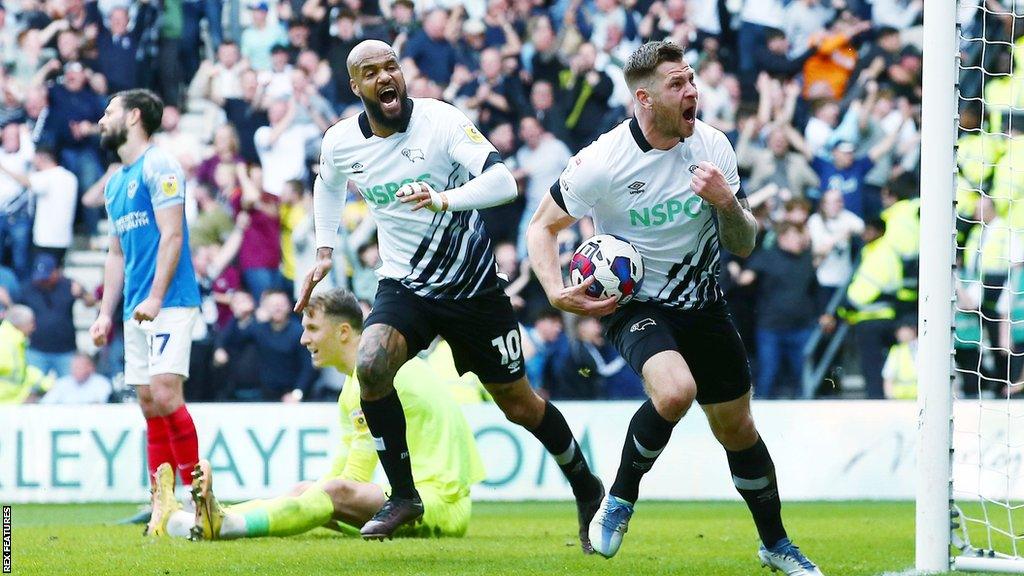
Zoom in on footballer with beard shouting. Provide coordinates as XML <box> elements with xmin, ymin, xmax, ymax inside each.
<box><xmin>296</xmin><ymin>40</ymin><xmax>605</xmax><ymax>548</ymax></box>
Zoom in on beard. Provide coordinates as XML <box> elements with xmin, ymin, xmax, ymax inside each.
<box><xmin>653</xmin><ymin>107</ymin><xmax>682</xmax><ymax>138</ymax></box>
<box><xmin>652</xmin><ymin>102</ymin><xmax>693</xmax><ymax>140</ymax></box>
<box><xmin>99</xmin><ymin>125</ymin><xmax>128</xmax><ymax>153</ymax></box>
<box><xmin>363</xmin><ymin>94</ymin><xmax>411</xmax><ymax>132</ymax></box>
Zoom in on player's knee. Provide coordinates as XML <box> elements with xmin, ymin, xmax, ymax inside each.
<box><xmin>322</xmin><ymin>479</ymin><xmax>356</xmax><ymax>501</ymax></box>
<box><xmin>499</xmin><ymin>400</ymin><xmax>540</xmax><ymax>428</ymax></box>
<box><xmin>489</xmin><ymin>384</ymin><xmax>543</xmax><ymax>428</ymax></box>
<box><xmin>650</xmin><ymin>381</ymin><xmax>696</xmax><ymax>421</ymax></box>
<box><xmin>137</xmin><ymin>395</ymin><xmax>159</xmax><ymax>418</ymax></box>
<box><xmin>149</xmin><ymin>381</ymin><xmax>184</xmax><ymax>415</ymax></box>
<box><xmin>356</xmin><ymin>349</ymin><xmax>400</xmax><ymax>398</ymax></box>
<box><xmin>711</xmin><ymin>414</ymin><xmax>757</xmax><ymax>449</ymax></box>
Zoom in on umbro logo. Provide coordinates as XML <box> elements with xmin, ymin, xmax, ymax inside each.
<box><xmin>630</xmin><ymin>318</ymin><xmax>656</xmax><ymax>332</ymax></box>
<box><xmin>628</xmin><ymin>180</ymin><xmax>646</xmax><ymax>195</ymax></box>
<box><xmin>351</xmin><ymin>162</ymin><xmax>365</xmax><ymax>174</ymax></box>
<box><xmin>508</xmin><ymin>360</ymin><xmax>522</xmax><ymax>373</ymax></box>
<box><xmin>401</xmin><ymin>148</ymin><xmax>425</xmax><ymax>162</ymax></box>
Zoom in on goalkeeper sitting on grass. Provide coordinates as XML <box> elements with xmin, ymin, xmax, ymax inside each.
<box><xmin>147</xmin><ymin>287</ymin><xmax>486</xmax><ymax>540</ymax></box>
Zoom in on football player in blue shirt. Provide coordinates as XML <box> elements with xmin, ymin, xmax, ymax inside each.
<box><xmin>89</xmin><ymin>89</ymin><xmax>203</xmax><ymax>535</ymax></box>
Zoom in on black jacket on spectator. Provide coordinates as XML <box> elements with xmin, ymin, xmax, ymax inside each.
<box><xmin>215</xmin><ymin>317</ymin><xmax>262</xmax><ymax>401</ymax></box>
<box><xmin>91</xmin><ymin>1</ymin><xmax>157</xmax><ymax>94</ymax></box>
<box><xmin>531</xmin><ymin>51</ymin><xmax>565</xmax><ymax>88</ymax></box>
<box><xmin>223</xmin><ymin>98</ymin><xmax>269</xmax><ymax>164</ymax></box>
<box><xmin>756</xmin><ymin>48</ymin><xmax>816</xmax><ymax>81</ymax></box>
<box><xmin>458</xmin><ymin>76</ymin><xmax>524</xmax><ymax>133</ymax></box>
<box><xmin>327</xmin><ymin>36</ymin><xmax>363</xmax><ymax>109</ymax></box>
<box><xmin>747</xmin><ymin>246</ymin><xmax>821</xmax><ymax>330</ymax></box>
<box><xmin>531</xmin><ymin>104</ymin><xmax>570</xmax><ymax>144</ymax></box>
<box><xmin>218</xmin><ymin>316</ymin><xmax>317</xmax><ymax>400</ymax></box>
<box><xmin>19</xmin><ymin>278</ymin><xmax>77</xmax><ymax>354</ymax></box>
<box><xmin>402</xmin><ymin>30</ymin><xmax>458</xmax><ymax>86</ymax></box>
<box><xmin>48</xmin><ymin>84</ymin><xmax>104</xmax><ymax>152</ymax></box>
<box><xmin>27</xmin><ymin>107</ymin><xmax>57</xmax><ymax>150</ymax></box>
<box><xmin>547</xmin><ymin>340</ymin><xmax>602</xmax><ymax>400</ymax></box>
<box><xmin>558</xmin><ymin>69</ymin><xmax>614</xmax><ymax>151</ymax></box>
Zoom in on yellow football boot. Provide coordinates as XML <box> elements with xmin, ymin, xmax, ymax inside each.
<box><xmin>145</xmin><ymin>463</ymin><xmax>181</xmax><ymax>537</ymax></box>
<box><xmin>190</xmin><ymin>459</ymin><xmax>225</xmax><ymax>541</ymax></box>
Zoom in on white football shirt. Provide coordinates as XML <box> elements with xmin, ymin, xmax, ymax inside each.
<box><xmin>318</xmin><ymin>98</ymin><xmax>502</xmax><ymax>299</ymax></box>
<box><xmin>555</xmin><ymin>117</ymin><xmax>742</xmax><ymax>310</ymax></box>
<box><xmin>29</xmin><ymin>165</ymin><xmax>77</xmax><ymax>249</ymax></box>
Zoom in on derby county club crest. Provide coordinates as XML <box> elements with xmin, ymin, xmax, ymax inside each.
<box><xmin>401</xmin><ymin>148</ymin><xmax>425</xmax><ymax>163</ymax></box>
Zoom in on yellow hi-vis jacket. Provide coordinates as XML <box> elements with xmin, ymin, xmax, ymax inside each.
<box><xmin>958</xmin><ymin>131</ymin><xmax>1001</xmax><ymax>185</ymax></box>
<box><xmin>0</xmin><ymin>320</ymin><xmax>50</xmax><ymax>404</ymax></box>
<box><xmin>991</xmin><ymin>138</ymin><xmax>1024</xmax><ymax>215</ymax></box>
<box><xmin>842</xmin><ymin>239</ymin><xmax>902</xmax><ymax>324</ymax></box>
<box><xmin>884</xmin><ymin>341</ymin><xmax>917</xmax><ymax>399</ymax></box>
<box><xmin>983</xmin><ymin>75</ymin><xmax>1024</xmax><ymax>135</ymax></box>
<box><xmin>963</xmin><ymin>218</ymin><xmax>1018</xmax><ymax>284</ymax></box>
<box><xmin>957</xmin><ymin>131</ymin><xmax>1003</xmax><ymax>222</ymax></box>
<box><xmin>881</xmin><ymin>198</ymin><xmax>920</xmax><ymax>303</ymax></box>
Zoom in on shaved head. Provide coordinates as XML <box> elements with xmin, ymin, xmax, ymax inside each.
<box><xmin>346</xmin><ymin>40</ymin><xmax>397</xmax><ymax>78</ymax></box>
<box><xmin>347</xmin><ymin>39</ymin><xmax>410</xmax><ymax>135</ymax></box>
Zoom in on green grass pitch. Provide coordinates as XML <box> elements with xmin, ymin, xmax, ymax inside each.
<box><xmin>5</xmin><ymin>501</ymin><xmax>997</xmax><ymax>575</ymax></box>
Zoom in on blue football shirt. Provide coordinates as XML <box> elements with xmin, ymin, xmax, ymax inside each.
<box><xmin>104</xmin><ymin>146</ymin><xmax>200</xmax><ymax>321</ymax></box>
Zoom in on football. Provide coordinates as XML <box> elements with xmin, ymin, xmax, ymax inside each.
<box><xmin>569</xmin><ymin>234</ymin><xmax>645</xmax><ymax>304</ymax></box>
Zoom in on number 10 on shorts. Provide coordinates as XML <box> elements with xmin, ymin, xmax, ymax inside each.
<box><xmin>148</xmin><ymin>333</ymin><xmax>170</xmax><ymax>357</ymax></box>
<box><xmin>491</xmin><ymin>329</ymin><xmax>522</xmax><ymax>370</ymax></box>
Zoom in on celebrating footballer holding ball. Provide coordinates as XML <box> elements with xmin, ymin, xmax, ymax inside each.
<box><xmin>527</xmin><ymin>40</ymin><xmax>825</xmax><ymax>575</ymax></box>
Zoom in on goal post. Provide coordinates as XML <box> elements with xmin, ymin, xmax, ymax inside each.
<box><xmin>919</xmin><ymin>0</ymin><xmax>1024</xmax><ymax>572</ymax></box>
<box><xmin>916</xmin><ymin>0</ymin><xmax>957</xmax><ymax>572</ymax></box>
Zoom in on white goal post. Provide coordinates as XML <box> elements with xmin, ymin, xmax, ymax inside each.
<box><xmin>919</xmin><ymin>0</ymin><xmax>1024</xmax><ymax>573</ymax></box>
<box><xmin>917</xmin><ymin>0</ymin><xmax>956</xmax><ymax>571</ymax></box>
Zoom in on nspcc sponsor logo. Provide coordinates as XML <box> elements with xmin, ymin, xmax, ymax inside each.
<box><xmin>628</xmin><ymin>197</ymin><xmax>706</xmax><ymax>227</ymax></box>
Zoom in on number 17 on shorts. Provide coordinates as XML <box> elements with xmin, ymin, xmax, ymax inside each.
<box><xmin>123</xmin><ymin>307</ymin><xmax>199</xmax><ymax>384</ymax></box>
<box><xmin>149</xmin><ymin>333</ymin><xmax>170</xmax><ymax>358</ymax></box>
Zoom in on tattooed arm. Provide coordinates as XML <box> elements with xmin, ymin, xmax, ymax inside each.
<box><xmin>715</xmin><ymin>196</ymin><xmax>757</xmax><ymax>257</ymax></box>
<box><xmin>690</xmin><ymin>161</ymin><xmax>757</xmax><ymax>258</ymax></box>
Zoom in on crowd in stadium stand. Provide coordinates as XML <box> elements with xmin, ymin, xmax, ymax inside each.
<box><xmin>0</xmin><ymin>0</ymin><xmax>1008</xmax><ymax>405</ymax></box>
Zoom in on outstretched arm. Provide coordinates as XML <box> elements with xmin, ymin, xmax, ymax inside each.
<box><xmin>294</xmin><ymin>176</ymin><xmax>344</xmax><ymax>313</ymax></box>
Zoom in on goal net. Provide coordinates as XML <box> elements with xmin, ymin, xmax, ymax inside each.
<box><xmin>920</xmin><ymin>0</ymin><xmax>1024</xmax><ymax>572</ymax></box>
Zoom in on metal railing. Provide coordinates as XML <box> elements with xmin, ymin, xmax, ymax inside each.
<box><xmin>801</xmin><ymin>277</ymin><xmax>854</xmax><ymax>398</ymax></box>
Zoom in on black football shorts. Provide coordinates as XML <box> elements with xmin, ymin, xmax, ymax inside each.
<box><xmin>365</xmin><ymin>279</ymin><xmax>526</xmax><ymax>384</ymax></box>
<box><xmin>602</xmin><ymin>299</ymin><xmax>752</xmax><ymax>405</ymax></box>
